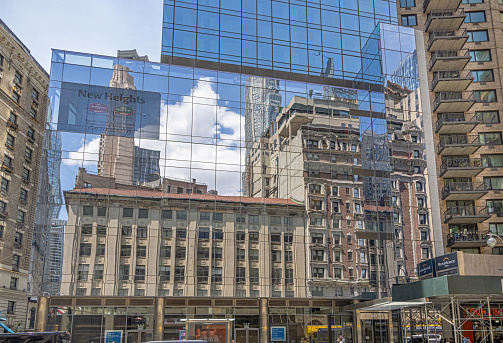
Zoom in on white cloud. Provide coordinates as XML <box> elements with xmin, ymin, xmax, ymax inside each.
<box><xmin>63</xmin><ymin>137</ymin><xmax>100</xmax><ymax>167</ymax></box>
<box><xmin>137</xmin><ymin>78</ymin><xmax>245</xmax><ymax>195</ymax></box>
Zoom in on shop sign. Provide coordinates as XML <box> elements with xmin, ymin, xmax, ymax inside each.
<box><xmin>105</xmin><ymin>330</ymin><xmax>122</xmax><ymax>343</ymax></box>
<box><xmin>271</xmin><ymin>326</ymin><xmax>286</xmax><ymax>341</ymax></box>
<box><xmin>468</xmin><ymin>308</ymin><xmax>502</xmax><ymax>316</ymax></box>
<box><xmin>434</xmin><ymin>252</ymin><xmax>459</xmax><ymax>276</ymax></box>
<box><xmin>58</xmin><ymin>81</ymin><xmax>160</xmax><ymax>139</ymax></box>
<box><xmin>417</xmin><ymin>259</ymin><xmax>434</xmax><ymax>279</ymax></box>
<box><xmin>180</xmin><ymin>330</ymin><xmax>186</xmax><ymax>340</ymax></box>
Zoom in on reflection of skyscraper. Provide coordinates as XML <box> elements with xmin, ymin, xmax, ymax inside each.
<box><xmin>42</xmin><ymin>220</ymin><xmax>66</xmax><ymax>295</ymax></box>
<box><xmin>133</xmin><ymin>146</ymin><xmax>161</xmax><ymax>185</ymax></box>
<box><xmin>97</xmin><ymin>63</ymin><xmax>136</xmax><ymax>185</ymax></box>
<box><xmin>243</xmin><ymin>77</ymin><xmax>281</xmax><ymax>195</ymax></box>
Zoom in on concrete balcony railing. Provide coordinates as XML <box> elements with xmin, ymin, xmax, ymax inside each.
<box><xmin>439</xmin><ymin>158</ymin><xmax>484</xmax><ymax>177</ymax></box>
<box><xmin>426</xmin><ymin>9</ymin><xmax>466</xmax><ymax>32</ymax></box>
<box><xmin>441</xmin><ymin>181</ymin><xmax>488</xmax><ymax>200</ymax></box>
<box><xmin>435</xmin><ymin>112</ymin><xmax>479</xmax><ymax>134</ymax></box>
<box><xmin>431</xmin><ymin>70</ymin><xmax>473</xmax><ymax>92</ymax></box>
<box><xmin>433</xmin><ymin>91</ymin><xmax>475</xmax><ymax>113</ymax></box>
<box><xmin>428</xmin><ymin>29</ymin><xmax>468</xmax><ymax>51</ymax></box>
<box><xmin>430</xmin><ymin>50</ymin><xmax>471</xmax><ymax>71</ymax></box>
<box><xmin>437</xmin><ymin>134</ymin><xmax>482</xmax><ymax>155</ymax></box>
<box><xmin>444</xmin><ymin>206</ymin><xmax>491</xmax><ymax>224</ymax></box>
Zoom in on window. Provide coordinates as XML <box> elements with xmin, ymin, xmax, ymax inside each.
<box><xmin>487</xmin><ymin>200</ymin><xmax>503</xmax><ymax>214</ymax></box>
<box><xmin>96</xmin><ymin>244</ymin><xmax>105</xmax><ymax>256</ymax></box>
<box><xmin>334</xmin><ymin>268</ymin><xmax>342</xmax><ymax>279</ymax></box>
<box><xmin>159</xmin><ymin>266</ymin><xmax>170</xmax><ymax>282</ymax></box>
<box><xmin>249</xmin><ymin>268</ymin><xmax>259</xmax><ymax>283</ymax></box>
<box><xmin>1</xmin><ymin>178</ymin><xmax>9</xmax><ymax>193</ymax></box>
<box><xmin>138</xmin><ymin>209</ymin><xmax>149</xmax><ymax>218</ymax></box>
<box><xmin>119</xmin><ymin>265</ymin><xmax>130</xmax><ymax>281</ymax></box>
<box><xmin>270</xmin><ymin>216</ymin><xmax>282</xmax><ymax>225</ymax></box>
<box><xmin>493</xmin><ymin>247</ymin><xmax>503</xmax><ymax>255</ymax></box>
<box><xmin>95</xmin><ymin>225</ymin><xmax>106</xmax><ymax>236</ymax></box>
<box><xmin>29</xmin><ymin>108</ymin><xmax>37</xmax><ymax>119</ymax></box>
<box><xmin>160</xmin><ymin>246</ymin><xmax>171</xmax><ymax>258</ymax></box>
<box><xmin>6</xmin><ymin>133</ymin><xmax>15</xmax><ymax>148</ymax></box>
<box><xmin>311</xmin><ymin>233</ymin><xmax>323</xmax><ymax>244</ymax></box>
<box><xmin>117</xmin><ymin>289</ymin><xmax>128</xmax><ymax>296</ymax></box>
<box><xmin>3</xmin><ymin>155</ymin><xmax>12</xmax><ymax>169</ymax></box>
<box><xmin>361</xmin><ymin>268</ymin><xmax>367</xmax><ymax>279</ymax></box>
<box><xmin>422</xmin><ymin>248</ymin><xmax>429</xmax><ymax>259</ymax></box>
<box><xmin>465</xmin><ymin>11</ymin><xmax>486</xmax><ymax>23</ymax></box>
<box><xmin>271</xmin><ymin>234</ymin><xmax>281</xmax><ymax>242</ymax></box>
<box><xmin>285</xmin><ymin>250</ymin><xmax>292</xmax><ymax>262</ymax></box>
<box><xmin>482</xmin><ymin>154</ymin><xmax>503</xmax><ymax>167</ymax></box>
<box><xmin>485</xmin><ymin>177</ymin><xmax>503</xmax><ymax>190</ymax></box>
<box><xmin>162</xmin><ymin>210</ymin><xmax>172</xmax><ymax>219</ymax></box>
<box><xmin>173</xmin><ymin>228</ymin><xmax>187</xmax><ymax>240</ymax></box>
<box><xmin>121</xmin><ymin>226</ymin><xmax>132</xmax><ymax>236</ymax></box>
<box><xmin>474</xmin><ymin>90</ymin><xmax>497</xmax><ymax>103</ymax></box>
<box><xmin>471</xmin><ymin>70</ymin><xmax>494</xmax><ymax>82</ymax></box>
<box><xmin>249</xmin><ymin>215</ymin><xmax>259</xmax><ymax>224</ymax></box>
<box><xmin>8</xmin><ymin>112</ymin><xmax>17</xmax><ymax>125</ymax></box>
<box><xmin>470</xmin><ymin>50</ymin><xmax>491</xmax><ymax>62</ymax></box>
<box><xmin>272</xmin><ymin>250</ymin><xmax>281</xmax><ymax>262</ymax></box>
<box><xmin>22</xmin><ymin>167</ymin><xmax>30</xmax><ymax>181</ymax></box>
<box><xmin>92</xmin><ymin>207</ymin><xmax>105</xmax><ymax>219</ymax></box>
<box><xmin>310</xmin><ymin>217</ymin><xmax>323</xmax><ymax>226</ymax></box>
<box><xmin>77</xmin><ymin>264</ymin><xmax>89</xmax><ymax>281</ymax></box>
<box><xmin>161</xmin><ymin>227</ymin><xmax>172</xmax><ymax>238</ymax></box>
<box><xmin>284</xmin><ymin>232</ymin><xmax>293</xmax><ymax>243</ymax></box>
<box><xmin>249</xmin><ymin>232</ymin><xmax>259</xmax><ymax>241</ymax></box>
<box><xmin>212</xmin><ymin>229</ymin><xmax>223</xmax><ymax>240</ymax></box>
<box><xmin>199</xmin><ymin>227</ymin><xmax>210</xmax><ymax>239</ymax></box>
<box><xmin>14</xmin><ymin>71</ymin><xmax>22</xmax><ymax>84</ymax></box>
<box><xmin>209</xmin><ymin>267</ymin><xmax>222</xmax><ymax>283</ymax></box>
<box><xmin>200</xmin><ymin>212</ymin><xmax>211</xmax><ymax>221</ymax></box>
<box><xmin>286</xmin><ymin>269</ymin><xmax>294</xmax><ymax>284</ymax></box>
<box><xmin>197</xmin><ymin>266</ymin><xmax>209</xmax><ymax>283</ymax></box>
<box><xmin>236</xmin><ymin>214</ymin><xmax>246</xmax><ymax>223</ymax></box>
<box><xmin>123</xmin><ymin>208</ymin><xmax>133</xmax><ymax>217</ymax></box>
<box><xmin>12</xmin><ymin>255</ymin><xmax>20</xmax><ymax>270</ymax></box>
<box><xmin>137</xmin><ymin>226</ymin><xmax>147</xmax><ymax>238</ymax></box>
<box><xmin>17</xmin><ymin>210</ymin><xmax>25</xmax><ymax>223</ymax></box>
<box><xmin>212</xmin><ymin>246</ymin><xmax>222</xmax><ymax>259</ymax></box>
<box><xmin>10</xmin><ymin>277</ymin><xmax>18</xmax><ymax>290</ymax></box>
<box><xmin>27</xmin><ymin>127</ymin><xmax>35</xmax><ymax>140</ymax></box>
<box><xmin>7</xmin><ymin>301</ymin><xmax>15</xmax><ymax>315</ymax></box>
<box><xmin>400</xmin><ymin>0</ymin><xmax>415</xmax><ymax>7</ymax></box>
<box><xmin>249</xmin><ymin>249</ymin><xmax>259</xmax><ymax>261</ymax></box>
<box><xmin>14</xmin><ymin>232</ymin><xmax>22</xmax><ymax>245</ymax></box>
<box><xmin>272</xmin><ymin>269</ymin><xmax>282</xmax><ymax>284</ymax></box>
<box><xmin>476</xmin><ymin>111</ymin><xmax>499</xmax><ymax>123</ymax></box>
<box><xmin>176</xmin><ymin>210</ymin><xmax>187</xmax><ymax>220</ymax></box>
<box><xmin>233</xmin><ymin>268</ymin><xmax>245</xmax><ymax>284</ymax></box>
<box><xmin>32</xmin><ymin>88</ymin><xmax>39</xmax><ymax>100</ymax></box>
<box><xmin>236</xmin><ymin>231</ymin><xmax>245</xmax><ymax>241</ymax></box>
<box><xmin>462</xmin><ymin>0</ymin><xmax>483</xmax><ymax>3</ymax></box>
<box><xmin>312</xmin><ymin>268</ymin><xmax>324</xmax><ymax>278</ymax></box>
<box><xmin>467</xmin><ymin>30</ymin><xmax>489</xmax><ymax>42</ymax></box>
<box><xmin>401</xmin><ymin>15</ymin><xmax>417</xmax><ymax>26</ymax></box>
<box><xmin>416</xmin><ymin>181</ymin><xmax>423</xmax><ymax>192</ymax></box>
<box><xmin>479</xmin><ymin>132</ymin><xmax>502</xmax><ymax>145</ymax></box>
<box><xmin>12</xmin><ymin>90</ymin><xmax>20</xmax><ymax>103</ymax></box>
<box><xmin>80</xmin><ymin>243</ymin><xmax>92</xmax><ymax>256</ymax></box>
<box><xmin>312</xmin><ymin>250</ymin><xmax>324</xmax><ymax>261</ymax></box>
<box><xmin>94</xmin><ymin>264</ymin><xmax>104</xmax><ymax>280</ymax></box>
<box><xmin>135</xmin><ymin>265</ymin><xmax>146</xmax><ymax>282</ymax></box>
<box><xmin>120</xmin><ymin>245</ymin><xmax>131</xmax><ymax>257</ymax></box>
<box><xmin>312</xmin><ymin>286</ymin><xmax>323</xmax><ymax>296</ymax></box>
<box><xmin>489</xmin><ymin>223</ymin><xmax>503</xmax><ymax>236</ymax></box>
<box><xmin>136</xmin><ymin>245</ymin><xmax>147</xmax><ymax>257</ymax></box>
<box><xmin>354</xmin><ymin>188</ymin><xmax>359</xmax><ymax>198</ymax></box>
<box><xmin>175</xmin><ymin>247</ymin><xmax>186</xmax><ymax>259</ymax></box>
<box><xmin>82</xmin><ymin>206</ymin><xmax>93</xmax><ymax>216</ymax></box>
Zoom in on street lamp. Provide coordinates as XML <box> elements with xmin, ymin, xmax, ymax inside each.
<box><xmin>486</xmin><ymin>232</ymin><xmax>503</xmax><ymax>248</ymax></box>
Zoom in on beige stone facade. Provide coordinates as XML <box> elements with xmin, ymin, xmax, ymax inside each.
<box><xmin>0</xmin><ymin>19</ymin><xmax>48</xmax><ymax>329</ymax></box>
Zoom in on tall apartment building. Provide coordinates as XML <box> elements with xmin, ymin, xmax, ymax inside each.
<box><xmin>397</xmin><ymin>0</ymin><xmax>503</xmax><ymax>255</ymax></box>
<box><xmin>0</xmin><ymin>19</ymin><xmax>49</xmax><ymax>329</ymax></box>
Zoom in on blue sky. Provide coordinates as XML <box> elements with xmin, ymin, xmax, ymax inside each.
<box><xmin>2</xmin><ymin>0</ymin><xmax>163</xmax><ymax>72</ymax></box>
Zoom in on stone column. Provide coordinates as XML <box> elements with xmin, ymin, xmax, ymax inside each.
<box><xmin>154</xmin><ymin>297</ymin><xmax>165</xmax><ymax>341</ymax></box>
<box><xmin>35</xmin><ymin>296</ymin><xmax>49</xmax><ymax>332</ymax></box>
<box><xmin>260</xmin><ymin>298</ymin><xmax>268</xmax><ymax>343</ymax></box>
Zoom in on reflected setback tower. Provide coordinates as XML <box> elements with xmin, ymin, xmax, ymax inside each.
<box><xmin>97</xmin><ymin>63</ymin><xmax>136</xmax><ymax>185</ymax></box>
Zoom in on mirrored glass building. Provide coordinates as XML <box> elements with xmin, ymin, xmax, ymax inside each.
<box><xmin>31</xmin><ymin>1</ymin><xmax>444</xmax><ymax>342</ymax></box>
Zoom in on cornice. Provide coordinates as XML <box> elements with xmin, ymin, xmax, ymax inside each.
<box><xmin>0</xmin><ymin>29</ymin><xmax>49</xmax><ymax>93</ymax></box>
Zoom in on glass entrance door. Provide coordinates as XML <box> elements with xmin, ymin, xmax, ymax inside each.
<box><xmin>235</xmin><ymin>328</ymin><xmax>259</xmax><ymax>343</ymax></box>
<box><xmin>126</xmin><ymin>330</ymin><xmax>151</xmax><ymax>343</ymax></box>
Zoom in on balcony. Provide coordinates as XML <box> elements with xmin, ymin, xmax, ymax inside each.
<box><xmin>430</xmin><ymin>50</ymin><xmax>471</xmax><ymax>72</ymax></box>
<box><xmin>424</xmin><ymin>0</ymin><xmax>462</xmax><ymax>13</ymax></box>
<box><xmin>435</xmin><ymin>113</ymin><xmax>479</xmax><ymax>134</ymax></box>
<box><xmin>439</xmin><ymin>158</ymin><xmax>484</xmax><ymax>177</ymax></box>
<box><xmin>446</xmin><ymin>232</ymin><xmax>489</xmax><ymax>248</ymax></box>
<box><xmin>428</xmin><ymin>29</ymin><xmax>468</xmax><ymax>51</ymax></box>
<box><xmin>426</xmin><ymin>9</ymin><xmax>466</xmax><ymax>32</ymax></box>
<box><xmin>441</xmin><ymin>182</ymin><xmax>488</xmax><ymax>200</ymax></box>
<box><xmin>444</xmin><ymin>206</ymin><xmax>490</xmax><ymax>224</ymax></box>
<box><xmin>431</xmin><ymin>70</ymin><xmax>473</xmax><ymax>92</ymax></box>
<box><xmin>433</xmin><ymin>92</ymin><xmax>475</xmax><ymax>113</ymax></box>
<box><xmin>437</xmin><ymin>135</ymin><xmax>482</xmax><ymax>155</ymax></box>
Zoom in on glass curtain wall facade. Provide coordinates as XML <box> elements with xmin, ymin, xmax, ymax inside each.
<box><xmin>32</xmin><ymin>0</ymin><xmax>440</xmax><ymax>342</ymax></box>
